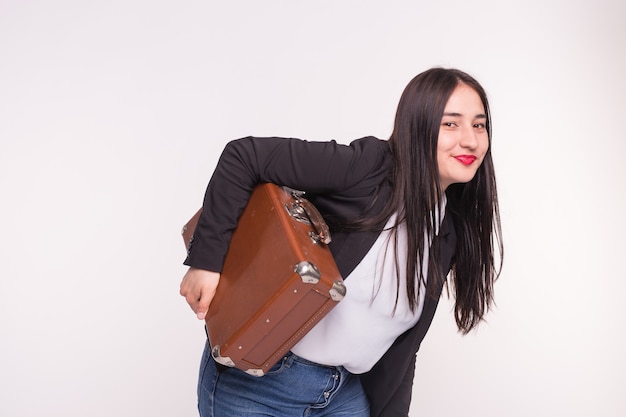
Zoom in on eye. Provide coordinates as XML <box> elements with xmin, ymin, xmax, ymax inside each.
<box><xmin>442</xmin><ymin>121</ymin><xmax>458</xmax><ymax>128</ymax></box>
<box><xmin>474</xmin><ymin>123</ymin><xmax>486</xmax><ymax>130</ymax></box>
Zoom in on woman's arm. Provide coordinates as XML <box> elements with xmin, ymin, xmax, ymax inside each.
<box><xmin>180</xmin><ymin>136</ymin><xmax>389</xmax><ymax>319</ymax></box>
<box><xmin>184</xmin><ymin>136</ymin><xmax>389</xmax><ymax>273</ymax></box>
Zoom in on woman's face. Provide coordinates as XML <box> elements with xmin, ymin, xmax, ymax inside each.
<box><xmin>437</xmin><ymin>83</ymin><xmax>490</xmax><ymax>190</ymax></box>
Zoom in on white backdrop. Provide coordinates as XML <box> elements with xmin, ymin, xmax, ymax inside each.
<box><xmin>1</xmin><ymin>1</ymin><xmax>625</xmax><ymax>416</ymax></box>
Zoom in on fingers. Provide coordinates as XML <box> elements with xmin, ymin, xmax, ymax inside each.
<box><xmin>195</xmin><ymin>288</ymin><xmax>214</xmax><ymax>320</ymax></box>
<box><xmin>180</xmin><ymin>267</ymin><xmax>220</xmax><ymax>320</ymax></box>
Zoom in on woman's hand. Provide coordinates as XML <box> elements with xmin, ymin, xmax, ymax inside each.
<box><xmin>179</xmin><ymin>267</ymin><xmax>220</xmax><ymax>320</ymax></box>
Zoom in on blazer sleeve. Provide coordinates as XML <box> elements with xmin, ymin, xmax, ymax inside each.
<box><xmin>184</xmin><ymin>135</ymin><xmax>390</xmax><ymax>272</ymax></box>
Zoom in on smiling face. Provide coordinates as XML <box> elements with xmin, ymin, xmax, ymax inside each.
<box><xmin>437</xmin><ymin>83</ymin><xmax>490</xmax><ymax>190</ymax></box>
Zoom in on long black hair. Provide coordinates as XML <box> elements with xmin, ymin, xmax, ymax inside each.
<box><xmin>360</xmin><ymin>68</ymin><xmax>503</xmax><ymax>333</ymax></box>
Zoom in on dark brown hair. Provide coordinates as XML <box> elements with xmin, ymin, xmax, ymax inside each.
<box><xmin>362</xmin><ymin>67</ymin><xmax>503</xmax><ymax>333</ymax></box>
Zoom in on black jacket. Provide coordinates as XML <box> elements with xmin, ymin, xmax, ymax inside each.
<box><xmin>185</xmin><ymin>136</ymin><xmax>457</xmax><ymax>416</ymax></box>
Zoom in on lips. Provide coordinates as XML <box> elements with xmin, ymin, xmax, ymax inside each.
<box><xmin>454</xmin><ymin>155</ymin><xmax>477</xmax><ymax>165</ymax></box>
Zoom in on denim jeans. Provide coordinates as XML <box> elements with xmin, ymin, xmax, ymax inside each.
<box><xmin>197</xmin><ymin>341</ymin><xmax>370</xmax><ymax>417</ymax></box>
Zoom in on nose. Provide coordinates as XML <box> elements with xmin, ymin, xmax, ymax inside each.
<box><xmin>459</xmin><ymin>125</ymin><xmax>479</xmax><ymax>149</ymax></box>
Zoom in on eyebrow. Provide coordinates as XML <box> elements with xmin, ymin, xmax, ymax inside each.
<box><xmin>443</xmin><ymin>112</ymin><xmax>487</xmax><ymax>119</ymax></box>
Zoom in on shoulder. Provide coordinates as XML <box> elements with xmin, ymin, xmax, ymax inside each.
<box><xmin>222</xmin><ymin>135</ymin><xmax>392</xmax><ymax>191</ymax></box>
<box><xmin>349</xmin><ymin>135</ymin><xmax>390</xmax><ymax>150</ymax></box>
<box><xmin>345</xmin><ymin>136</ymin><xmax>392</xmax><ymax>171</ymax></box>
<box><xmin>227</xmin><ymin>135</ymin><xmax>389</xmax><ymax>156</ymax></box>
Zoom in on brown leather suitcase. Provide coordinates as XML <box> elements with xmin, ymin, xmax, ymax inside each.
<box><xmin>182</xmin><ymin>183</ymin><xmax>345</xmax><ymax>376</ymax></box>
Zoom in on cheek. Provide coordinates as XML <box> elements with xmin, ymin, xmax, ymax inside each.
<box><xmin>480</xmin><ymin>137</ymin><xmax>490</xmax><ymax>156</ymax></box>
<box><xmin>435</xmin><ymin>145</ymin><xmax>449</xmax><ymax>173</ymax></box>
<box><xmin>437</xmin><ymin>132</ymin><xmax>456</xmax><ymax>153</ymax></box>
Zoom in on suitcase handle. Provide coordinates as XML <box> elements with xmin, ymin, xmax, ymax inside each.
<box><xmin>298</xmin><ymin>198</ymin><xmax>331</xmax><ymax>245</ymax></box>
<box><xmin>285</xmin><ymin>191</ymin><xmax>332</xmax><ymax>245</ymax></box>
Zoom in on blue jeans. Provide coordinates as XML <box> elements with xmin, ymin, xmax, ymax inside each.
<box><xmin>197</xmin><ymin>341</ymin><xmax>370</xmax><ymax>417</ymax></box>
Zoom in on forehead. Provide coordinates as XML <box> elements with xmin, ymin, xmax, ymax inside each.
<box><xmin>444</xmin><ymin>83</ymin><xmax>485</xmax><ymax>114</ymax></box>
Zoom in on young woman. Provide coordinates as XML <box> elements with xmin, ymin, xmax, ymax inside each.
<box><xmin>180</xmin><ymin>67</ymin><xmax>503</xmax><ymax>417</ymax></box>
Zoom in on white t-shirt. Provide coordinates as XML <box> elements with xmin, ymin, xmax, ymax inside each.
<box><xmin>291</xmin><ymin>203</ymin><xmax>445</xmax><ymax>374</ymax></box>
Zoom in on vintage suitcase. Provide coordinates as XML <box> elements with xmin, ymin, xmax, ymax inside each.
<box><xmin>182</xmin><ymin>183</ymin><xmax>346</xmax><ymax>376</ymax></box>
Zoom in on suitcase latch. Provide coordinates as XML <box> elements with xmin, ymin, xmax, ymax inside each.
<box><xmin>285</xmin><ymin>202</ymin><xmax>312</xmax><ymax>225</ymax></box>
<box><xmin>284</xmin><ymin>194</ymin><xmax>332</xmax><ymax>245</ymax></box>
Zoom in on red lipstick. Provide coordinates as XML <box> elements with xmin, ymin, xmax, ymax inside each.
<box><xmin>454</xmin><ymin>155</ymin><xmax>477</xmax><ymax>165</ymax></box>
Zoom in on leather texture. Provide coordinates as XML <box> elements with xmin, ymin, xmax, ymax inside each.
<box><xmin>182</xmin><ymin>183</ymin><xmax>344</xmax><ymax>376</ymax></box>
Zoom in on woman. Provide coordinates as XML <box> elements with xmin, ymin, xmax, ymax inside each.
<box><xmin>180</xmin><ymin>67</ymin><xmax>503</xmax><ymax>417</ymax></box>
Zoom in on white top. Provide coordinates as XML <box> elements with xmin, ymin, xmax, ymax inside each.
<box><xmin>291</xmin><ymin>202</ymin><xmax>445</xmax><ymax>374</ymax></box>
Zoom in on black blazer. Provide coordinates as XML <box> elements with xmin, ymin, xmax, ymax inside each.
<box><xmin>185</xmin><ymin>136</ymin><xmax>457</xmax><ymax>417</ymax></box>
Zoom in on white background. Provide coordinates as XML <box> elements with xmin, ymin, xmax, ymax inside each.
<box><xmin>1</xmin><ymin>1</ymin><xmax>625</xmax><ymax>416</ymax></box>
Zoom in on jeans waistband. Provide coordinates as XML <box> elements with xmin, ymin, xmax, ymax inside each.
<box><xmin>285</xmin><ymin>351</ymin><xmax>347</xmax><ymax>371</ymax></box>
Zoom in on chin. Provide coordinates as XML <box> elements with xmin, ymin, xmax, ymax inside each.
<box><xmin>450</xmin><ymin>176</ymin><xmax>477</xmax><ymax>187</ymax></box>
